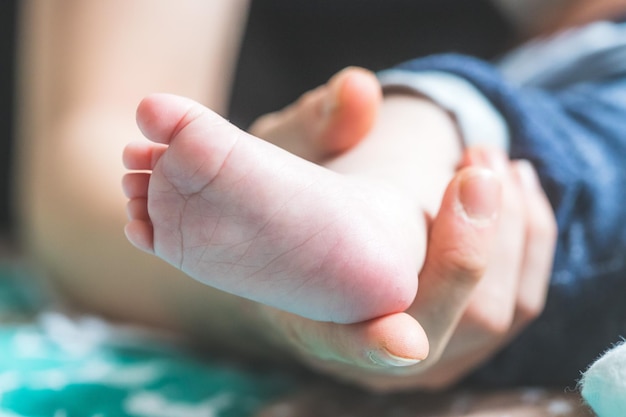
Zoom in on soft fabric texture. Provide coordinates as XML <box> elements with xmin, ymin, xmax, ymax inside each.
<box><xmin>581</xmin><ymin>341</ymin><xmax>626</xmax><ymax>417</ymax></box>
<box><xmin>378</xmin><ymin>69</ymin><xmax>510</xmax><ymax>150</ymax></box>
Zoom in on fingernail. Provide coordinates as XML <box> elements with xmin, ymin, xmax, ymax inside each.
<box><xmin>514</xmin><ymin>160</ymin><xmax>541</xmax><ymax>192</ymax></box>
<box><xmin>459</xmin><ymin>169</ymin><xmax>500</xmax><ymax>222</ymax></box>
<box><xmin>369</xmin><ymin>350</ymin><xmax>421</xmax><ymax>367</ymax></box>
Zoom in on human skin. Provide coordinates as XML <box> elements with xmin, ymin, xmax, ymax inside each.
<box><xmin>241</xmin><ymin>69</ymin><xmax>557</xmax><ymax>390</ymax></box>
<box><xmin>15</xmin><ymin>0</ymin><xmax>252</xmax><ymax>332</ymax></box>
<box><xmin>123</xmin><ymin>72</ymin><xmax>556</xmax><ymax>389</ymax></box>
<box><xmin>123</xmin><ymin>60</ymin><xmax>471</xmax><ymax>325</ymax></box>
<box><xmin>125</xmin><ymin>92</ymin><xmax>427</xmax><ymax>324</ymax></box>
<box><xmin>16</xmin><ymin>1</ymin><xmax>556</xmax><ymax>390</ymax></box>
<box><xmin>125</xmin><ymin>90</ymin><xmax>509</xmax><ymax>369</ymax></box>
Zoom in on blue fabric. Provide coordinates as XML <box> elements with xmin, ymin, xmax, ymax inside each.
<box><xmin>392</xmin><ymin>52</ymin><xmax>626</xmax><ymax>386</ymax></box>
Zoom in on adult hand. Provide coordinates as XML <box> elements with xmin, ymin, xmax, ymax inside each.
<box><xmin>407</xmin><ymin>147</ymin><xmax>557</xmax><ymax>390</ymax></box>
<box><xmin>249</xmin><ymin>66</ymin><xmax>382</xmax><ymax>164</ymax></box>
<box><xmin>353</xmin><ymin>148</ymin><xmax>557</xmax><ymax>391</ymax></box>
<box><xmin>252</xmin><ymin>164</ymin><xmax>503</xmax><ymax>391</ymax></box>
<box><xmin>255</xmin><ymin>152</ymin><xmax>554</xmax><ymax>392</ymax></box>
<box><xmin>249</xmin><ymin>68</ymin><xmax>557</xmax><ymax>391</ymax></box>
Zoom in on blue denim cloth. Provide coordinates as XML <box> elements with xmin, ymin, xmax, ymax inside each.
<box><xmin>392</xmin><ymin>35</ymin><xmax>626</xmax><ymax>385</ymax></box>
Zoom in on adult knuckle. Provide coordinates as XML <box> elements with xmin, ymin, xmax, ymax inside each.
<box><xmin>439</xmin><ymin>245</ymin><xmax>487</xmax><ymax>286</ymax></box>
<box><xmin>465</xmin><ymin>301</ymin><xmax>512</xmax><ymax>337</ymax></box>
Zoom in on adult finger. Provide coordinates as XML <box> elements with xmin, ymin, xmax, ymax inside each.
<box><xmin>433</xmin><ymin>149</ymin><xmax>527</xmax><ymax>380</ymax></box>
<box><xmin>257</xmin><ymin>167</ymin><xmax>501</xmax><ymax>392</ymax></box>
<box><xmin>249</xmin><ymin>67</ymin><xmax>381</xmax><ymax>163</ymax></box>
<box><xmin>452</xmin><ymin>148</ymin><xmax>526</xmax><ymax>345</ymax></box>
<box><xmin>509</xmin><ymin>160</ymin><xmax>557</xmax><ymax>333</ymax></box>
<box><xmin>261</xmin><ymin>308</ymin><xmax>430</xmax><ymax>371</ymax></box>
<box><xmin>417</xmin><ymin>159</ymin><xmax>555</xmax><ymax>387</ymax></box>
<box><xmin>406</xmin><ymin>166</ymin><xmax>501</xmax><ymax>365</ymax></box>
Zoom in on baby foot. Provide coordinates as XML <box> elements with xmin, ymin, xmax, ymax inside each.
<box><xmin>123</xmin><ymin>94</ymin><xmax>426</xmax><ymax>324</ymax></box>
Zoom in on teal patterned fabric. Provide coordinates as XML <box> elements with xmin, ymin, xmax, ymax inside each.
<box><xmin>0</xmin><ymin>264</ymin><xmax>292</xmax><ymax>417</ymax></box>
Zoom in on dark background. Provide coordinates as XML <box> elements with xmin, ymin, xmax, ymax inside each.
<box><xmin>0</xmin><ymin>0</ymin><xmax>513</xmax><ymax>237</ymax></box>
<box><xmin>0</xmin><ymin>0</ymin><xmax>17</xmax><ymax>238</ymax></box>
<box><xmin>228</xmin><ymin>0</ymin><xmax>513</xmax><ymax>127</ymax></box>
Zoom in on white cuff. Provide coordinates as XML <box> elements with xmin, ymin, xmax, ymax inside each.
<box><xmin>377</xmin><ymin>69</ymin><xmax>510</xmax><ymax>151</ymax></box>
